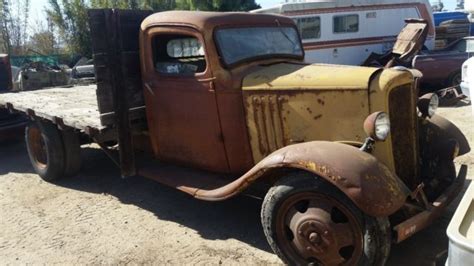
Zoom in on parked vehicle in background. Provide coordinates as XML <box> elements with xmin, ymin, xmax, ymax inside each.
<box><xmin>252</xmin><ymin>0</ymin><xmax>435</xmax><ymax>65</ymax></box>
<box><xmin>72</xmin><ymin>63</ymin><xmax>95</xmax><ymax>79</ymax></box>
<box><xmin>433</xmin><ymin>11</ymin><xmax>472</xmax><ymax>49</ymax></box>
<box><xmin>0</xmin><ymin>55</ymin><xmax>28</xmax><ymax>141</ymax></box>
<box><xmin>413</xmin><ymin>36</ymin><xmax>474</xmax><ymax>90</ymax></box>
<box><xmin>435</xmin><ymin>17</ymin><xmax>471</xmax><ymax>49</ymax></box>
<box><xmin>71</xmin><ymin>58</ymin><xmax>95</xmax><ymax>85</ymax></box>
<box><xmin>0</xmin><ymin>9</ymin><xmax>469</xmax><ymax>265</ymax></box>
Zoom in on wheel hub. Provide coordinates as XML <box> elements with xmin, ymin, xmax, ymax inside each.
<box><xmin>276</xmin><ymin>193</ymin><xmax>364</xmax><ymax>265</ymax></box>
<box><xmin>293</xmin><ymin>217</ymin><xmax>334</xmax><ymax>255</ymax></box>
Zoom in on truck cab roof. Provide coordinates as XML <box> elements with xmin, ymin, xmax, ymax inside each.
<box><xmin>140</xmin><ymin>11</ymin><xmax>296</xmax><ymax>32</ymax></box>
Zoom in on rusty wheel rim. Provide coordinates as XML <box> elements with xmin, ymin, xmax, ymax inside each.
<box><xmin>276</xmin><ymin>192</ymin><xmax>363</xmax><ymax>265</ymax></box>
<box><xmin>28</xmin><ymin>126</ymin><xmax>48</xmax><ymax>169</ymax></box>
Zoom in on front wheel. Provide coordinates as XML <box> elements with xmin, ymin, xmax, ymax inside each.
<box><xmin>261</xmin><ymin>173</ymin><xmax>391</xmax><ymax>265</ymax></box>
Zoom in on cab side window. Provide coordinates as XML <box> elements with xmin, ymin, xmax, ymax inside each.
<box><xmin>152</xmin><ymin>34</ymin><xmax>206</xmax><ymax>75</ymax></box>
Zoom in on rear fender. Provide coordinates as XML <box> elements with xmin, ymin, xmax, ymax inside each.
<box><xmin>196</xmin><ymin>141</ymin><xmax>409</xmax><ymax>217</ymax></box>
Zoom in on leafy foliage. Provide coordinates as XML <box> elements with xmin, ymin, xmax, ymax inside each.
<box><xmin>44</xmin><ymin>0</ymin><xmax>260</xmax><ymax>57</ymax></box>
<box><xmin>0</xmin><ymin>0</ymin><xmax>31</xmax><ymax>54</ymax></box>
<box><xmin>176</xmin><ymin>0</ymin><xmax>260</xmax><ymax>11</ymax></box>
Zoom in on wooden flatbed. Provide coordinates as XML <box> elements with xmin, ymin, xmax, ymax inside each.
<box><xmin>0</xmin><ymin>85</ymin><xmax>106</xmax><ymax>134</ymax></box>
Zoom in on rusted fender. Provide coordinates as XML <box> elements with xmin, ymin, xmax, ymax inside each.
<box><xmin>426</xmin><ymin>115</ymin><xmax>470</xmax><ymax>156</ymax></box>
<box><xmin>195</xmin><ymin>141</ymin><xmax>410</xmax><ymax>217</ymax></box>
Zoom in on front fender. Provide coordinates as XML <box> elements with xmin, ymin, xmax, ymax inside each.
<box><xmin>195</xmin><ymin>141</ymin><xmax>409</xmax><ymax>217</ymax></box>
<box><xmin>425</xmin><ymin>115</ymin><xmax>470</xmax><ymax>156</ymax></box>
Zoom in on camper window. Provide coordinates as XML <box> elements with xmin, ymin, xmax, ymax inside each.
<box><xmin>294</xmin><ymin>17</ymin><xmax>321</xmax><ymax>40</ymax></box>
<box><xmin>333</xmin><ymin>14</ymin><xmax>359</xmax><ymax>33</ymax></box>
<box><xmin>152</xmin><ymin>34</ymin><xmax>207</xmax><ymax>75</ymax></box>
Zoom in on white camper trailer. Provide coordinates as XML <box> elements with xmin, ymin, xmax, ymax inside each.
<box><xmin>252</xmin><ymin>0</ymin><xmax>435</xmax><ymax>65</ymax></box>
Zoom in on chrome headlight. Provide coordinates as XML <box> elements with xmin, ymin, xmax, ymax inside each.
<box><xmin>418</xmin><ymin>93</ymin><xmax>439</xmax><ymax>118</ymax></box>
<box><xmin>428</xmin><ymin>94</ymin><xmax>439</xmax><ymax>117</ymax></box>
<box><xmin>364</xmin><ymin>112</ymin><xmax>391</xmax><ymax>141</ymax></box>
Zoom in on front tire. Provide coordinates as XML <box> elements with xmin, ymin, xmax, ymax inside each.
<box><xmin>261</xmin><ymin>173</ymin><xmax>391</xmax><ymax>265</ymax></box>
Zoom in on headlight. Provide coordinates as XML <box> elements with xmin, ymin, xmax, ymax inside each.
<box><xmin>428</xmin><ymin>94</ymin><xmax>439</xmax><ymax>117</ymax></box>
<box><xmin>417</xmin><ymin>93</ymin><xmax>439</xmax><ymax>118</ymax></box>
<box><xmin>363</xmin><ymin>112</ymin><xmax>391</xmax><ymax>141</ymax></box>
<box><xmin>374</xmin><ymin>112</ymin><xmax>391</xmax><ymax>140</ymax></box>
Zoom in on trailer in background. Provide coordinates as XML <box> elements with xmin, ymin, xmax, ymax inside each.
<box><xmin>252</xmin><ymin>0</ymin><xmax>435</xmax><ymax>65</ymax></box>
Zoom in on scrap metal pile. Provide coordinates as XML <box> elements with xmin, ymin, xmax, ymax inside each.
<box><xmin>13</xmin><ymin>61</ymin><xmax>70</xmax><ymax>91</ymax></box>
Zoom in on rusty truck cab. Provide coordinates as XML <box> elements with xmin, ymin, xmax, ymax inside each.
<box><xmin>139</xmin><ymin>11</ymin><xmax>305</xmax><ymax>175</ymax></box>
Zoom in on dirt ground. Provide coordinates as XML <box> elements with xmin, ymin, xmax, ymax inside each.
<box><xmin>0</xmin><ymin>103</ymin><xmax>472</xmax><ymax>265</ymax></box>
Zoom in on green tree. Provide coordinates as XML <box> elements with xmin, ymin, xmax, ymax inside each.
<box><xmin>27</xmin><ymin>18</ymin><xmax>61</xmax><ymax>55</ymax></box>
<box><xmin>45</xmin><ymin>0</ymin><xmax>260</xmax><ymax>57</ymax></box>
<box><xmin>0</xmin><ymin>0</ymin><xmax>31</xmax><ymax>54</ymax></box>
<box><xmin>176</xmin><ymin>0</ymin><xmax>260</xmax><ymax>11</ymax></box>
<box><xmin>46</xmin><ymin>0</ymin><xmax>91</xmax><ymax>57</ymax></box>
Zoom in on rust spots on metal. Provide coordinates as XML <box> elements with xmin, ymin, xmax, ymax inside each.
<box><xmin>389</xmin><ymin>85</ymin><xmax>418</xmax><ymax>189</ymax></box>
<box><xmin>393</xmin><ymin>165</ymin><xmax>467</xmax><ymax>243</ymax></box>
<box><xmin>174</xmin><ymin>141</ymin><xmax>409</xmax><ymax>217</ymax></box>
<box><xmin>252</xmin><ymin>94</ymin><xmax>287</xmax><ymax>157</ymax></box>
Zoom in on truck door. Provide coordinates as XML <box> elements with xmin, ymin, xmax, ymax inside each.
<box><xmin>141</xmin><ymin>27</ymin><xmax>229</xmax><ymax>173</ymax></box>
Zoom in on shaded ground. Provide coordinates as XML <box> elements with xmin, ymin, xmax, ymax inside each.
<box><xmin>0</xmin><ymin>104</ymin><xmax>472</xmax><ymax>265</ymax></box>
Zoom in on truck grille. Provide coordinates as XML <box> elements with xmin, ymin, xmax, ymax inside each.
<box><xmin>389</xmin><ymin>85</ymin><xmax>418</xmax><ymax>189</ymax></box>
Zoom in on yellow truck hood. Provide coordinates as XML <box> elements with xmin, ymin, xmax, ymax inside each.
<box><xmin>242</xmin><ymin>63</ymin><xmax>380</xmax><ymax>90</ymax></box>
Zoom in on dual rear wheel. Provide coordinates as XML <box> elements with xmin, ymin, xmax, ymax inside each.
<box><xmin>25</xmin><ymin>120</ymin><xmax>82</xmax><ymax>181</ymax></box>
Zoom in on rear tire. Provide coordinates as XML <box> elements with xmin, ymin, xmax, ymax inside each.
<box><xmin>25</xmin><ymin>121</ymin><xmax>65</xmax><ymax>181</ymax></box>
<box><xmin>261</xmin><ymin>172</ymin><xmax>391</xmax><ymax>265</ymax></box>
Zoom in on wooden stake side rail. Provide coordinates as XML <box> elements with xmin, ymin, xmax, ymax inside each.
<box><xmin>0</xmin><ymin>85</ymin><xmax>106</xmax><ymax>135</ymax></box>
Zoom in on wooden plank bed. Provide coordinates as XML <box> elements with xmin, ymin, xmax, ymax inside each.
<box><xmin>0</xmin><ymin>85</ymin><xmax>104</xmax><ymax>132</ymax></box>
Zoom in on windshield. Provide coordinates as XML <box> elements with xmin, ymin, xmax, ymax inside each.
<box><xmin>215</xmin><ymin>27</ymin><xmax>303</xmax><ymax>66</ymax></box>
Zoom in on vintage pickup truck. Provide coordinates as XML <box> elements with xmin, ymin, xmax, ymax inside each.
<box><xmin>0</xmin><ymin>10</ymin><xmax>470</xmax><ymax>265</ymax></box>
